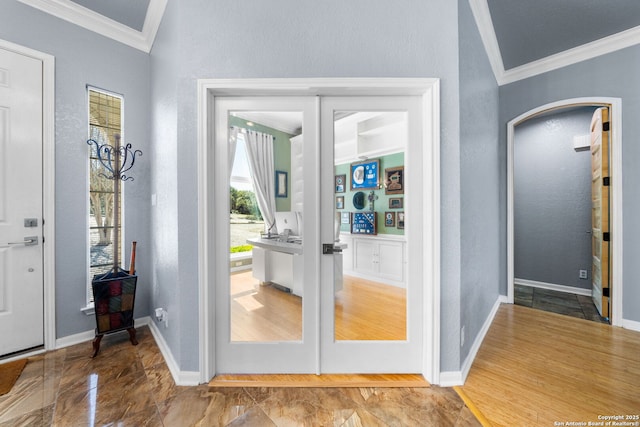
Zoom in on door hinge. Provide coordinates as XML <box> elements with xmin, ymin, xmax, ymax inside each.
<box><xmin>603</xmin><ymin>232</ymin><xmax>610</xmax><ymax>242</ymax></box>
<box><xmin>602</xmin><ymin>287</ymin><xmax>610</xmax><ymax>298</ymax></box>
<box><xmin>603</xmin><ymin>121</ymin><xmax>610</xmax><ymax>132</ymax></box>
<box><xmin>603</xmin><ymin>177</ymin><xmax>610</xmax><ymax>186</ymax></box>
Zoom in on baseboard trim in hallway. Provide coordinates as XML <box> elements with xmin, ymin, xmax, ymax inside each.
<box><xmin>209</xmin><ymin>373</ymin><xmax>429</xmax><ymax>388</ymax></box>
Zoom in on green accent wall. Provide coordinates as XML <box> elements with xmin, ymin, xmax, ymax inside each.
<box><xmin>335</xmin><ymin>152</ymin><xmax>405</xmax><ymax>236</ymax></box>
<box><xmin>228</xmin><ymin>116</ymin><xmax>294</xmax><ymax>212</ymax></box>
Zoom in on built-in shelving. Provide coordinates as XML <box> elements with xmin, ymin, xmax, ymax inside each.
<box><xmin>334</xmin><ymin>112</ymin><xmax>406</xmax><ymax>164</ymax></box>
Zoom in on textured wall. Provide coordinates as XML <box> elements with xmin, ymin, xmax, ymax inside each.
<box><xmin>0</xmin><ymin>1</ymin><xmax>152</xmax><ymax>338</ymax></box>
<box><xmin>150</xmin><ymin>0</ymin><xmax>464</xmax><ymax>372</ymax></box>
<box><xmin>458</xmin><ymin>0</ymin><xmax>500</xmax><ymax>366</ymax></box>
<box><xmin>499</xmin><ymin>45</ymin><xmax>640</xmax><ymax>323</ymax></box>
<box><xmin>514</xmin><ymin>108</ymin><xmax>596</xmax><ymax>289</ymax></box>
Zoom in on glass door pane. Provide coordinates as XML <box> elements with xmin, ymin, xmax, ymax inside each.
<box><xmin>215</xmin><ymin>97</ymin><xmax>319</xmax><ymax>374</ymax></box>
<box><xmin>320</xmin><ymin>96</ymin><xmax>423</xmax><ymax>373</ymax></box>
<box><xmin>228</xmin><ymin>112</ymin><xmax>303</xmax><ymax>342</ymax></box>
<box><xmin>332</xmin><ymin>110</ymin><xmax>408</xmax><ymax>341</ymax></box>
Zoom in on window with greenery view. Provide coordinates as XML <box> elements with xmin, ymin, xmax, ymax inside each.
<box><xmin>230</xmin><ymin>133</ymin><xmax>263</xmax><ymax>253</ymax></box>
<box><xmin>88</xmin><ymin>88</ymin><xmax>123</xmax><ymax>296</ymax></box>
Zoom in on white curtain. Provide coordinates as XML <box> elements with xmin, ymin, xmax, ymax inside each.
<box><xmin>244</xmin><ymin>129</ymin><xmax>277</xmax><ymax>234</ymax></box>
<box><xmin>228</xmin><ymin>127</ymin><xmax>239</xmax><ymax>177</ymax></box>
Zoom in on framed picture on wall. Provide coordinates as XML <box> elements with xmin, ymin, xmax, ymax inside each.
<box><xmin>275</xmin><ymin>171</ymin><xmax>288</xmax><ymax>198</ymax></box>
<box><xmin>384</xmin><ymin>166</ymin><xmax>404</xmax><ymax>195</ymax></box>
<box><xmin>397</xmin><ymin>211</ymin><xmax>405</xmax><ymax>229</ymax></box>
<box><xmin>389</xmin><ymin>197</ymin><xmax>403</xmax><ymax>209</ymax></box>
<box><xmin>341</xmin><ymin>212</ymin><xmax>350</xmax><ymax>224</ymax></box>
<box><xmin>351</xmin><ymin>212</ymin><xmax>377</xmax><ymax>235</ymax></box>
<box><xmin>384</xmin><ymin>211</ymin><xmax>396</xmax><ymax>227</ymax></box>
<box><xmin>350</xmin><ymin>159</ymin><xmax>380</xmax><ymax>190</ymax></box>
<box><xmin>335</xmin><ymin>174</ymin><xmax>346</xmax><ymax>193</ymax></box>
<box><xmin>336</xmin><ymin>196</ymin><xmax>344</xmax><ymax>209</ymax></box>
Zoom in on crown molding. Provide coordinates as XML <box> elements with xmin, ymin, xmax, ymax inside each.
<box><xmin>500</xmin><ymin>24</ymin><xmax>640</xmax><ymax>85</ymax></box>
<box><xmin>469</xmin><ymin>0</ymin><xmax>640</xmax><ymax>86</ymax></box>
<box><xmin>17</xmin><ymin>0</ymin><xmax>167</xmax><ymax>53</ymax></box>
<box><xmin>468</xmin><ymin>0</ymin><xmax>504</xmax><ymax>85</ymax></box>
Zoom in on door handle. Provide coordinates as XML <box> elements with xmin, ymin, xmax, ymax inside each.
<box><xmin>8</xmin><ymin>236</ymin><xmax>38</xmax><ymax>246</ymax></box>
<box><xmin>322</xmin><ymin>243</ymin><xmax>343</xmax><ymax>254</ymax></box>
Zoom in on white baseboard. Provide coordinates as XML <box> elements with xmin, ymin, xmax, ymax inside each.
<box><xmin>439</xmin><ymin>371</ymin><xmax>464</xmax><ymax>387</ymax></box>
<box><xmin>622</xmin><ymin>318</ymin><xmax>640</xmax><ymax>332</ymax></box>
<box><xmin>515</xmin><ymin>278</ymin><xmax>591</xmax><ymax>296</ymax></box>
<box><xmin>459</xmin><ymin>295</ymin><xmax>506</xmax><ymax>384</ymax></box>
<box><xmin>147</xmin><ymin>320</ymin><xmax>200</xmax><ymax>386</ymax></box>
<box><xmin>55</xmin><ymin>316</ymin><xmax>151</xmax><ymax>349</ymax></box>
<box><xmin>439</xmin><ymin>295</ymin><xmax>507</xmax><ymax>387</ymax></box>
<box><xmin>54</xmin><ymin>316</ymin><xmax>199</xmax><ymax>386</ymax></box>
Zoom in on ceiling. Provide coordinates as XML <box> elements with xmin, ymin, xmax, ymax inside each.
<box><xmin>470</xmin><ymin>0</ymin><xmax>640</xmax><ymax>84</ymax></box>
<box><xmin>17</xmin><ymin>0</ymin><xmax>166</xmax><ymax>53</ymax></box>
<box><xmin>16</xmin><ymin>0</ymin><xmax>640</xmax><ymax>84</ymax></box>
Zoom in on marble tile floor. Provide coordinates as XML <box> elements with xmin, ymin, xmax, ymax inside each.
<box><xmin>514</xmin><ymin>284</ymin><xmax>609</xmax><ymax>324</ymax></box>
<box><xmin>0</xmin><ymin>326</ymin><xmax>480</xmax><ymax>426</ymax></box>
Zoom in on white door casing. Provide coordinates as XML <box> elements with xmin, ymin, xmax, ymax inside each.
<box><xmin>198</xmin><ymin>78</ymin><xmax>441</xmax><ymax>383</ymax></box>
<box><xmin>507</xmin><ymin>97</ymin><xmax>622</xmax><ymax>327</ymax></box>
<box><xmin>0</xmin><ymin>47</ymin><xmax>43</xmax><ymax>356</ymax></box>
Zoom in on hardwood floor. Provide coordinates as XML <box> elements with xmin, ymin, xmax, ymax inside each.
<box><xmin>459</xmin><ymin>304</ymin><xmax>640</xmax><ymax>427</ymax></box>
<box><xmin>230</xmin><ymin>271</ymin><xmax>406</xmax><ymax>342</ymax></box>
<box><xmin>230</xmin><ymin>271</ymin><xmax>302</xmax><ymax>341</ymax></box>
<box><xmin>336</xmin><ymin>275</ymin><xmax>406</xmax><ymax>340</ymax></box>
<box><xmin>210</xmin><ymin>373</ymin><xmax>428</xmax><ymax>388</ymax></box>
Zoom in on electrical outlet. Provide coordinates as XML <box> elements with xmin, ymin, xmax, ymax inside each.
<box><xmin>579</xmin><ymin>270</ymin><xmax>588</xmax><ymax>279</ymax></box>
<box><xmin>461</xmin><ymin>326</ymin><xmax>465</xmax><ymax>347</ymax></box>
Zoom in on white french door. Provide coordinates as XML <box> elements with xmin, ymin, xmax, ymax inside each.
<box><xmin>213</xmin><ymin>94</ymin><xmax>424</xmax><ymax>374</ymax></box>
<box><xmin>214</xmin><ymin>96</ymin><xmax>320</xmax><ymax>373</ymax></box>
<box><xmin>319</xmin><ymin>96</ymin><xmax>423</xmax><ymax>373</ymax></box>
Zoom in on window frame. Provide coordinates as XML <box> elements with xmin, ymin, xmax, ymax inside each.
<box><xmin>85</xmin><ymin>86</ymin><xmax>125</xmax><ymax>309</ymax></box>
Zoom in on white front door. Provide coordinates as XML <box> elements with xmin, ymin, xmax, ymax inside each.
<box><xmin>0</xmin><ymin>47</ymin><xmax>44</xmax><ymax>356</ymax></box>
<box><xmin>214</xmin><ymin>94</ymin><xmax>425</xmax><ymax>374</ymax></box>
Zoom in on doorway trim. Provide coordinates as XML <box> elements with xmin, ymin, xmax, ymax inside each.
<box><xmin>507</xmin><ymin>97</ymin><xmax>622</xmax><ymax>326</ymax></box>
<box><xmin>196</xmin><ymin>78</ymin><xmax>441</xmax><ymax>384</ymax></box>
<box><xmin>0</xmin><ymin>38</ymin><xmax>56</xmax><ymax>353</ymax></box>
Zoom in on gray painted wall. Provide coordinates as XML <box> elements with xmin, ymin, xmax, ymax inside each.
<box><xmin>0</xmin><ymin>1</ymin><xmax>151</xmax><ymax>338</ymax></box>
<box><xmin>514</xmin><ymin>108</ymin><xmax>596</xmax><ymax>289</ymax></box>
<box><xmin>458</xmin><ymin>0</ymin><xmax>500</xmax><ymax>364</ymax></box>
<box><xmin>499</xmin><ymin>45</ymin><xmax>640</xmax><ymax>323</ymax></box>
<box><xmin>149</xmin><ymin>0</ymin><xmax>470</xmax><ymax>372</ymax></box>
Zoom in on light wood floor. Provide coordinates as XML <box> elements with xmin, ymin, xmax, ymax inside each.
<box><xmin>230</xmin><ymin>271</ymin><xmax>406</xmax><ymax>342</ymax></box>
<box><xmin>458</xmin><ymin>304</ymin><xmax>640</xmax><ymax>427</ymax></box>
<box><xmin>210</xmin><ymin>373</ymin><xmax>428</xmax><ymax>388</ymax></box>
